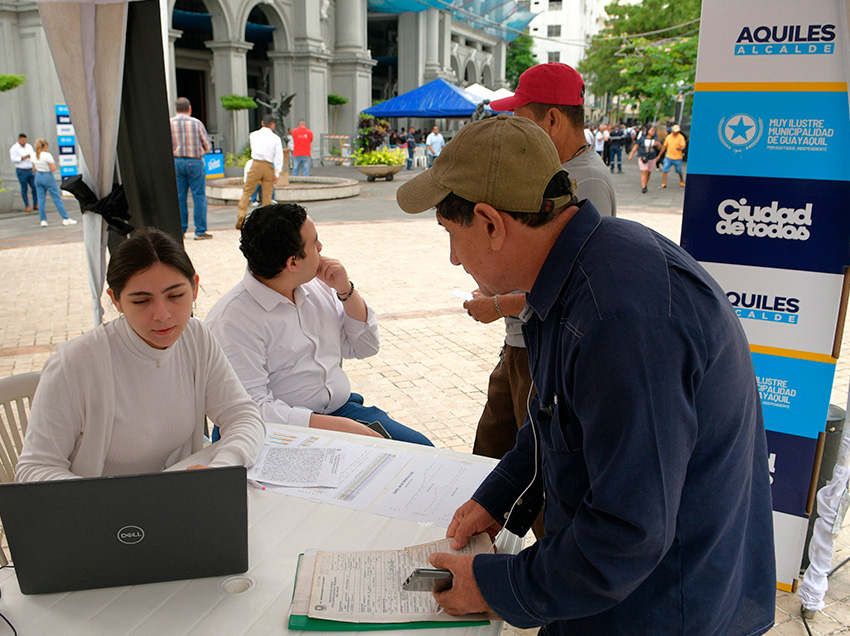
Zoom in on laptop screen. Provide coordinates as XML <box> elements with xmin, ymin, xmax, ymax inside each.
<box><xmin>0</xmin><ymin>466</ymin><xmax>248</xmax><ymax>595</ymax></box>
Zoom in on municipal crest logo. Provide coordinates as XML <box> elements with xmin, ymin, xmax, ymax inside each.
<box><xmin>718</xmin><ymin>113</ymin><xmax>763</xmax><ymax>152</ymax></box>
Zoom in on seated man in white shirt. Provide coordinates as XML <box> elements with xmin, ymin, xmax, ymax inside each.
<box><xmin>206</xmin><ymin>203</ymin><xmax>433</xmax><ymax>446</ymax></box>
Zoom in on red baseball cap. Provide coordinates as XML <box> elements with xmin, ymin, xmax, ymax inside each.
<box><xmin>489</xmin><ymin>63</ymin><xmax>585</xmax><ymax>111</ymax></box>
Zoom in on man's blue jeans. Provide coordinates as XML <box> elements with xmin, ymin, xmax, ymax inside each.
<box><xmin>16</xmin><ymin>168</ymin><xmax>37</xmax><ymax>208</ymax></box>
<box><xmin>174</xmin><ymin>157</ymin><xmax>207</xmax><ymax>235</ymax></box>
<box><xmin>210</xmin><ymin>393</ymin><xmax>433</xmax><ymax>446</ymax></box>
<box><xmin>330</xmin><ymin>393</ymin><xmax>433</xmax><ymax>446</ymax></box>
<box><xmin>609</xmin><ymin>146</ymin><xmax>622</xmax><ymax>171</ymax></box>
<box><xmin>293</xmin><ymin>155</ymin><xmax>312</xmax><ymax>176</ymax></box>
<box><xmin>407</xmin><ymin>146</ymin><xmax>414</xmax><ymax>170</ymax></box>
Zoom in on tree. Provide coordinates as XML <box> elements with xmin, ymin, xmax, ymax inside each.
<box><xmin>0</xmin><ymin>74</ymin><xmax>26</xmax><ymax>93</ymax></box>
<box><xmin>220</xmin><ymin>94</ymin><xmax>258</xmax><ymax>153</ymax></box>
<box><xmin>505</xmin><ymin>33</ymin><xmax>537</xmax><ymax>89</ymax></box>
<box><xmin>327</xmin><ymin>93</ymin><xmax>349</xmax><ymax>134</ymax></box>
<box><xmin>578</xmin><ymin>0</ymin><xmax>700</xmax><ymax>122</ymax></box>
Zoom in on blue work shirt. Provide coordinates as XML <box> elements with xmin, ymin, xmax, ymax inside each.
<box><xmin>471</xmin><ymin>203</ymin><xmax>776</xmax><ymax>636</ymax></box>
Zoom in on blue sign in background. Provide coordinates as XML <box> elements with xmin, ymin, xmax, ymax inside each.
<box><xmin>681</xmin><ymin>174</ymin><xmax>850</xmax><ymax>274</ymax></box>
<box><xmin>751</xmin><ymin>351</ymin><xmax>834</xmax><ymax>438</ymax></box>
<box><xmin>204</xmin><ymin>151</ymin><xmax>224</xmax><ymax>179</ymax></box>
<box><xmin>767</xmin><ymin>430</ymin><xmax>819</xmax><ymax>517</ymax></box>
<box><xmin>54</xmin><ymin>104</ymin><xmax>69</xmax><ymax>117</ymax></box>
<box><xmin>688</xmin><ymin>91</ymin><xmax>850</xmax><ymax>181</ymax></box>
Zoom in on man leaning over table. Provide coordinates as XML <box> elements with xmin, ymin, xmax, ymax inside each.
<box><xmin>395</xmin><ymin>115</ymin><xmax>776</xmax><ymax>636</ymax></box>
<box><xmin>205</xmin><ymin>203</ymin><xmax>433</xmax><ymax>446</ymax></box>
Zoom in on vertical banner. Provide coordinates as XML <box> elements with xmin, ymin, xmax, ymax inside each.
<box><xmin>55</xmin><ymin>104</ymin><xmax>78</xmax><ymax>179</ymax></box>
<box><xmin>682</xmin><ymin>0</ymin><xmax>850</xmax><ymax>591</ymax></box>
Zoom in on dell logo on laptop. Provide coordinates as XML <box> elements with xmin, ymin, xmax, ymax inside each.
<box><xmin>117</xmin><ymin>525</ymin><xmax>145</xmax><ymax>544</ymax></box>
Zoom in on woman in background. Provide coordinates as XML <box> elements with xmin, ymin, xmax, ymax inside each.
<box><xmin>32</xmin><ymin>138</ymin><xmax>76</xmax><ymax>228</ymax></box>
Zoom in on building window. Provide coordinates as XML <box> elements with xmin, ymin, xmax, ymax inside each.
<box><xmin>548</xmin><ymin>51</ymin><xmax>560</xmax><ymax>63</ymax></box>
<box><xmin>532</xmin><ymin>26</ymin><xmax>539</xmax><ymax>32</ymax></box>
<box><xmin>549</xmin><ymin>1</ymin><xmax>562</xmax><ymax>10</ymax></box>
<box><xmin>547</xmin><ymin>25</ymin><xmax>561</xmax><ymax>38</ymax></box>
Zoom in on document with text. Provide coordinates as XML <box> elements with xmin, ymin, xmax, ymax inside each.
<box><xmin>248</xmin><ymin>446</ymin><xmax>344</xmax><ymax>487</ymax></box>
<box><xmin>298</xmin><ymin>534</ymin><xmax>493</xmax><ymax>623</ymax></box>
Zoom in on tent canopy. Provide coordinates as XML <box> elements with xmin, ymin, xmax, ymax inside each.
<box><xmin>364</xmin><ymin>78</ymin><xmax>491</xmax><ymax>118</ymax></box>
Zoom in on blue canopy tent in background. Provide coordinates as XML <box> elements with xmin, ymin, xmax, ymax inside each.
<box><xmin>364</xmin><ymin>78</ymin><xmax>495</xmax><ymax>118</ymax></box>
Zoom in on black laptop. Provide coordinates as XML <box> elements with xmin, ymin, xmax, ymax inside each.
<box><xmin>0</xmin><ymin>466</ymin><xmax>248</xmax><ymax>594</ymax></box>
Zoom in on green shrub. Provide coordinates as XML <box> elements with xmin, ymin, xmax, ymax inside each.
<box><xmin>353</xmin><ymin>147</ymin><xmax>405</xmax><ymax>166</ymax></box>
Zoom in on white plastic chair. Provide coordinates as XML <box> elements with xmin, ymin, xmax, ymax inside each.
<box><xmin>0</xmin><ymin>372</ymin><xmax>39</xmax><ymax>565</ymax></box>
<box><xmin>0</xmin><ymin>372</ymin><xmax>39</xmax><ymax>484</ymax></box>
<box><xmin>413</xmin><ymin>145</ymin><xmax>428</xmax><ymax>168</ymax></box>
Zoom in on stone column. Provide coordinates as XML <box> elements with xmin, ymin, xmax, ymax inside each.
<box><xmin>205</xmin><ymin>40</ymin><xmax>253</xmax><ymax>153</ymax></box>
<box><xmin>423</xmin><ymin>8</ymin><xmax>440</xmax><ymax>82</ymax></box>
<box><xmin>166</xmin><ymin>29</ymin><xmax>182</xmax><ymax>110</ymax></box>
<box><xmin>493</xmin><ymin>40</ymin><xmax>509</xmax><ymax>88</ymax></box>
<box><xmin>287</xmin><ymin>0</ymin><xmax>331</xmax><ymax>155</ymax></box>
<box><xmin>330</xmin><ymin>0</ymin><xmax>375</xmax><ymax>138</ymax></box>
<box><xmin>397</xmin><ymin>11</ymin><xmax>424</xmax><ymax>94</ymax></box>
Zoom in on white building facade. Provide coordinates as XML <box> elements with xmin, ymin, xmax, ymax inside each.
<box><xmin>1</xmin><ymin>0</ymin><xmax>522</xmax><ymax>185</ymax></box>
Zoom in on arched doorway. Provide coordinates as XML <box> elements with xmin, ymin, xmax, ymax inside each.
<box><xmin>463</xmin><ymin>59</ymin><xmax>477</xmax><ymax>86</ymax></box>
<box><xmin>243</xmin><ymin>4</ymin><xmax>287</xmax><ymax>132</ymax></box>
<box><xmin>171</xmin><ymin>0</ymin><xmax>229</xmax><ymax>136</ymax></box>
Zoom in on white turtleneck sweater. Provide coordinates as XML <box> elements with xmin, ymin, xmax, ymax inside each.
<box><xmin>17</xmin><ymin>317</ymin><xmax>265</xmax><ymax>482</ymax></box>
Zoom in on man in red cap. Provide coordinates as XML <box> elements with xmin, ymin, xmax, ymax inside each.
<box><xmin>461</xmin><ymin>63</ymin><xmax>616</xmax><ymax>502</ymax></box>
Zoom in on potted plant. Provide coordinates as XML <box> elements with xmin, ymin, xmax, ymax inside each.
<box><xmin>352</xmin><ymin>114</ymin><xmax>403</xmax><ymax>181</ymax></box>
<box><xmin>223</xmin><ymin>145</ymin><xmax>251</xmax><ymax>178</ymax></box>
<box><xmin>327</xmin><ymin>93</ymin><xmax>349</xmax><ymax>135</ymax></box>
<box><xmin>220</xmin><ymin>94</ymin><xmax>258</xmax><ymax>155</ymax></box>
<box><xmin>352</xmin><ymin>147</ymin><xmax>405</xmax><ymax>181</ymax></box>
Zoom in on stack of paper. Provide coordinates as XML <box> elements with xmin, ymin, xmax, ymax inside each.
<box><xmin>289</xmin><ymin>534</ymin><xmax>494</xmax><ymax>631</ymax></box>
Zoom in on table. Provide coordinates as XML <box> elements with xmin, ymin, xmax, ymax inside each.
<box><xmin>0</xmin><ymin>426</ymin><xmax>524</xmax><ymax>635</ymax></box>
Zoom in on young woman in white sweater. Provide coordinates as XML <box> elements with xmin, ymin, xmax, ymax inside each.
<box><xmin>16</xmin><ymin>229</ymin><xmax>265</xmax><ymax>482</ymax></box>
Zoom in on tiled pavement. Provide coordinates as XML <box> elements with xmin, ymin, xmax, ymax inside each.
<box><xmin>1</xmin><ymin>161</ymin><xmax>850</xmax><ymax>634</ymax></box>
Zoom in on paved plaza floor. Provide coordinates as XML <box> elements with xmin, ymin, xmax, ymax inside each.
<box><xmin>1</xmin><ymin>158</ymin><xmax>849</xmax><ymax>634</ymax></box>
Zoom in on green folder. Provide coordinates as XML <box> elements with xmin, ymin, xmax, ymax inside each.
<box><xmin>288</xmin><ymin>554</ymin><xmax>490</xmax><ymax>632</ymax></box>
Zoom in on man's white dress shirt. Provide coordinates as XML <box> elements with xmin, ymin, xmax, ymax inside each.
<box><xmin>249</xmin><ymin>126</ymin><xmax>284</xmax><ymax>177</ymax></box>
<box><xmin>205</xmin><ymin>270</ymin><xmax>380</xmax><ymax>428</ymax></box>
<box><xmin>10</xmin><ymin>142</ymin><xmax>34</xmax><ymax>170</ymax></box>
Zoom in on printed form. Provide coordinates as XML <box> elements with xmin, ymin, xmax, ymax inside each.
<box><xmin>302</xmin><ymin>534</ymin><xmax>493</xmax><ymax>622</ymax></box>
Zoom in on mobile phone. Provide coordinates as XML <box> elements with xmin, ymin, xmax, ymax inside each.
<box><xmin>365</xmin><ymin>421</ymin><xmax>391</xmax><ymax>439</ymax></box>
<box><xmin>402</xmin><ymin>567</ymin><xmax>453</xmax><ymax>592</ymax></box>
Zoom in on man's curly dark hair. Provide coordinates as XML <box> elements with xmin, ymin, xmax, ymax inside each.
<box><xmin>239</xmin><ymin>203</ymin><xmax>308</xmax><ymax>279</ymax></box>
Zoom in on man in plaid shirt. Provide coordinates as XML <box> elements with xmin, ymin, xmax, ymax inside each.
<box><xmin>170</xmin><ymin>97</ymin><xmax>213</xmax><ymax>240</ymax></box>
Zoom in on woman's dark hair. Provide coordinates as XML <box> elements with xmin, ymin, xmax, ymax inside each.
<box><xmin>436</xmin><ymin>170</ymin><xmax>576</xmax><ymax>228</ymax></box>
<box><xmin>240</xmin><ymin>203</ymin><xmax>308</xmax><ymax>279</ymax></box>
<box><xmin>106</xmin><ymin>228</ymin><xmax>196</xmax><ymax>299</ymax></box>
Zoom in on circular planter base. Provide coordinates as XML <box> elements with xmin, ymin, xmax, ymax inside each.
<box><xmin>206</xmin><ymin>176</ymin><xmax>360</xmax><ymax>204</ymax></box>
<box><xmin>355</xmin><ymin>164</ymin><xmax>404</xmax><ymax>182</ymax></box>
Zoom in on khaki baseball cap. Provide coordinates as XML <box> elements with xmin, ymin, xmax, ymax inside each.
<box><xmin>396</xmin><ymin>114</ymin><xmax>573</xmax><ymax>215</ymax></box>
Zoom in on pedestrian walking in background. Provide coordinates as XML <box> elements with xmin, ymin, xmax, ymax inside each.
<box><xmin>235</xmin><ymin>114</ymin><xmax>283</xmax><ymax>230</ymax></box>
<box><xmin>31</xmin><ymin>139</ymin><xmax>75</xmax><ymax>227</ymax></box>
<box><xmin>292</xmin><ymin>120</ymin><xmax>314</xmax><ymax>176</ymax></box>
<box><xmin>628</xmin><ymin>125</ymin><xmax>663</xmax><ymax>193</ymax></box>
<box><xmin>405</xmin><ymin>127</ymin><xmax>416</xmax><ymax>170</ymax></box>
<box><xmin>9</xmin><ymin>133</ymin><xmax>38</xmax><ymax>213</ymax></box>
<box><xmin>426</xmin><ymin>126</ymin><xmax>445</xmax><ymax>167</ymax></box>
<box><xmin>608</xmin><ymin>123</ymin><xmax>625</xmax><ymax>173</ymax></box>
<box><xmin>660</xmin><ymin>124</ymin><xmax>687</xmax><ymax>189</ymax></box>
<box><xmin>170</xmin><ymin>97</ymin><xmax>213</xmax><ymax>240</ymax></box>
